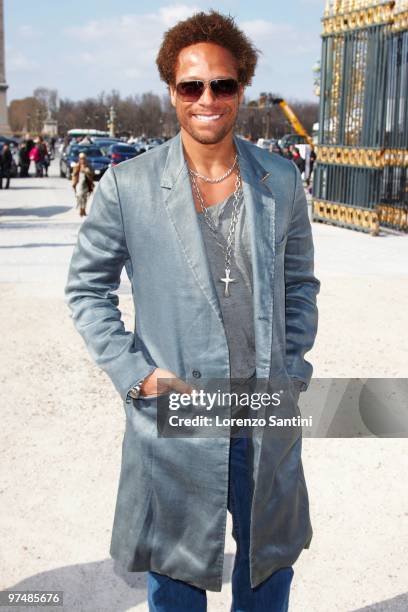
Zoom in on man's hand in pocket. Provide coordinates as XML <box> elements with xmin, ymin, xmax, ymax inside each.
<box><xmin>140</xmin><ymin>368</ymin><xmax>195</xmax><ymax>397</ymax></box>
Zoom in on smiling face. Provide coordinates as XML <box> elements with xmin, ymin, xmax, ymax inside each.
<box><xmin>169</xmin><ymin>42</ymin><xmax>244</xmax><ymax>145</ymax></box>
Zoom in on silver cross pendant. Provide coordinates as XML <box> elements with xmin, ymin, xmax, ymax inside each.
<box><xmin>220</xmin><ymin>268</ymin><xmax>236</xmax><ymax>298</ymax></box>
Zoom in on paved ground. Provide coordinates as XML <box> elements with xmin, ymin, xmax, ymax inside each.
<box><xmin>1</xmin><ymin>160</ymin><xmax>407</xmax><ymax>611</ymax></box>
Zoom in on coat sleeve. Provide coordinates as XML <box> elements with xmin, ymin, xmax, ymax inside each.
<box><xmin>64</xmin><ymin>167</ymin><xmax>157</xmax><ymax>403</ymax></box>
<box><xmin>284</xmin><ymin>164</ymin><xmax>320</xmax><ymax>392</ymax></box>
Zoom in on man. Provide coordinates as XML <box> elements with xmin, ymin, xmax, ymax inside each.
<box><xmin>18</xmin><ymin>142</ymin><xmax>30</xmax><ymax>178</ymax></box>
<box><xmin>0</xmin><ymin>143</ymin><xmax>13</xmax><ymax>189</ymax></box>
<box><xmin>65</xmin><ymin>11</ymin><xmax>320</xmax><ymax>612</ymax></box>
<box><xmin>37</xmin><ymin>137</ymin><xmax>50</xmax><ymax>177</ymax></box>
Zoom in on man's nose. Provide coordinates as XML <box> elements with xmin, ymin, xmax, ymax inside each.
<box><xmin>198</xmin><ymin>84</ymin><xmax>217</xmax><ymax>105</ymax></box>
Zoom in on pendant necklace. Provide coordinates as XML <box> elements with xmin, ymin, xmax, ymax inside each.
<box><xmin>189</xmin><ymin>154</ymin><xmax>238</xmax><ymax>183</ymax></box>
<box><xmin>188</xmin><ymin>163</ymin><xmax>243</xmax><ymax>298</ymax></box>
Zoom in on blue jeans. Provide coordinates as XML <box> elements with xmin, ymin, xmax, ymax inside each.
<box><xmin>147</xmin><ymin>435</ymin><xmax>294</xmax><ymax>611</ymax></box>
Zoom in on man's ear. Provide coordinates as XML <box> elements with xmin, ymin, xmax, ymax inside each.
<box><xmin>169</xmin><ymin>84</ymin><xmax>176</xmax><ymax>108</ymax></box>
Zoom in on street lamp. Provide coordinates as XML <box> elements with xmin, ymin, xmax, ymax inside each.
<box><xmin>36</xmin><ymin>108</ymin><xmax>42</xmax><ymax>134</ymax></box>
<box><xmin>108</xmin><ymin>106</ymin><xmax>116</xmax><ymax>138</ymax></box>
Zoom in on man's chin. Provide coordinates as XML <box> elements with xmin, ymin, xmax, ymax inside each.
<box><xmin>184</xmin><ymin>124</ymin><xmax>233</xmax><ymax>145</ymax></box>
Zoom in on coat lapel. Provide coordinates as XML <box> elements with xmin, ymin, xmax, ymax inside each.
<box><xmin>161</xmin><ymin>133</ymin><xmax>224</xmax><ymax>324</ymax></box>
<box><xmin>161</xmin><ymin>132</ymin><xmax>278</xmax><ymax>378</ymax></box>
<box><xmin>234</xmin><ymin>135</ymin><xmax>277</xmax><ymax>378</ymax></box>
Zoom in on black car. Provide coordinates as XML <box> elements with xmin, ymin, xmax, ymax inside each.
<box><xmin>108</xmin><ymin>143</ymin><xmax>141</xmax><ymax>166</ymax></box>
<box><xmin>59</xmin><ymin>144</ymin><xmax>111</xmax><ymax>180</ymax></box>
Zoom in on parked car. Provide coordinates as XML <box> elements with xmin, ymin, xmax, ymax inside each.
<box><xmin>256</xmin><ymin>138</ymin><xmax>279</xmax><ymax>150</ymax></box>
<box><xmin>145</xmin><ymin>137</ymin><xmax>165</xmax><ymax>150</ymax></box>
<box><xmin>107</xmin><ymin>143</ymin><xmax>141</xmax><ymax>166</ymax></box>
<box><xmin>134</xmin><ymin>142</ymin><xmax>146</xmax><ymax>154</ymax></box>
<box><xmin>0</xmin><ymin>136</ymin><xmax>20</xmax><ymax>147</ymax></box>
<box><xmin>59</xmin><ymin>144</ymin><xmax>110</xmax><ymax>180</ymax></box>
<box><xmin>278</xmin><ymin>134</ymin><xmax>307</xmax><ymax>149</ymax></box>
<box><xmin>91</xmin><ymin>138</ymin><xmax>122</xmax><ymax>156</ymax></box>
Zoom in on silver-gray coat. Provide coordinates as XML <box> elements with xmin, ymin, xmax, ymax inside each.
<box><xmin>64</xmin><ymin>131</ymin><xmax>320</xmax><ymax>592</ymax></box>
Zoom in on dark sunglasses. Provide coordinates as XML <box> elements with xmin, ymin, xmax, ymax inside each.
<box><xmin>175</xmin><ymin>78</ymin><xmax>240</xmax><ymax>101</ymax></box>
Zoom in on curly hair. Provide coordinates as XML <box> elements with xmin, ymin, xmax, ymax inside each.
<box><xmin>156</xmin><ymin>11</ymin><xmax>260</xmax><ymax>87</ymax></box>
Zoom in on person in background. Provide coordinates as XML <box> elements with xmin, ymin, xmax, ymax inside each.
<box><xmin>0</xmin><ymin>143</ymin><xmax>13</xmax><ymax>189</ymax></box>
<box><xmin>37</xmin><ymin>137</ymin><xmax>50</xmax><ymax>177</ymax></box>
<box><xmin>281</xmin><ymin>145</ymin><xmax>292</xmax><ymax>160</ymax></box>
<box><xmin>62</xmin><ymin>135</ymin><xmax>70</xmax><ymax>153</ymax></box>
<box><xmin>24</xmin><ymin>134</ymin><xmax>35</xmax><ymax>155</ymax></box>
<box><xmin>307</xmin><ymin>148</ymin><xmax>317</xmax><ymax>189</ymax></box>
<box><xmin>290</xmin><ymin>145</ymin><xmax>305</xmax><ymax>175</ymax></box>
<box><xmin>29</xmin><ymin>141</ymin><xmax>41</xmax><ymax>176</ymax></box>
<box><xmin>79</xmin><ymin>135</ymin><xmax>92</xmax><ymax>145</ymax></box>
<box><xmin>71</xmin><ymin>152</ymin><xmax>94</xmax><ymax>217</ymax></box>
<box><xmin>18</xmin><ymin>143</ymin><xmax>30</xmax><ymax>177</ymax></box>
<box><xmin>50</xmin><ymin>136</ymin><xmax>56</xmax><ymax>156</ymax></box>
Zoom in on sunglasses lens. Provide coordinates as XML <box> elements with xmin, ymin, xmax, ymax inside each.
<box><xmin>176</xmin><ymin>81</ymin><xmax>204</xmax><ymax>101</ymax></box>
<box><xmin>210</xmin><ymin>79</ymin><xmax>239</xmax><ymax>98</ymax></box>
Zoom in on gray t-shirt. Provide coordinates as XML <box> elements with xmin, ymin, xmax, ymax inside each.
<box><xmin>197</xmin><ymin>190</ymin><xmax>256</xmax><ymax>381</ymax></box>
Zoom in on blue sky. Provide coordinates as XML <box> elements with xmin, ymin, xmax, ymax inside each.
<box><xmin>5</xmin><ymin>1</ymin><xmax>326</xmax><ymax>104</ymax></box>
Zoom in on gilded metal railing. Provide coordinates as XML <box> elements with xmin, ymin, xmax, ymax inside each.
<box><xmin>312</xmin><ymin>0</ymin><xmax>408</xmax><ymax>232</ymax></box>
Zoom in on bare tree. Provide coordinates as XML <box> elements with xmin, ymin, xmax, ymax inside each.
<box><xmin>9</xmin><ymin>96</ymin><xmax>47</xmax><ymax>134</ymax></box>
<box><xmin>9</xmin><ymin>88</ymin><xmax>318</xmax><ymax>140</ymax></box>
<box><xmin>33</xmin><ymin>87</ymin><xmax>59</xmax><ymax>117</ymax></box>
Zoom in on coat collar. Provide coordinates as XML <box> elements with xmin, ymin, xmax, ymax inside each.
<box><xmin>160</xmin><ymin>131</ymin><xmax>274</xmax><ymax>190</ymax></box>
<box><xmin>160</xmin><ymin>131</ymin><xmax>277</xmax><ymax>378</ymax></box>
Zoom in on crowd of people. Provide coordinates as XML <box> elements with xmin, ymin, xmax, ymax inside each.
<box><xmin>0</xmin><ymin>133</ymin><xmax>94</xmax><ymax>218</ymax></box>
<box><xmin>0</xmin><ymin>135</ymin><xmax>57</xmax><ymax>189</ymax></box>
<box><xmin>272</xmin><ymin>143</ymin><xmax>316</xmax><ymax>187</ymax></box>
<box><xmin>243</xmin><ymin>135</ymin><xmax>317</xmax><ymax>188</ymax></box>
<box><xmin>1</xmin><ymin>132</ymin><xmax>317</xmax><ymax>197</ymax></box>
<box><xmin>21</xmin><ymin>136</ymin><xmax>55</xmax><ymax>178</ymax></box>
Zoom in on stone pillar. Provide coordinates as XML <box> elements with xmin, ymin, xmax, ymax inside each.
<box><xmin>0</xmin><ymin>0</ymin><xmax>11</xmax><ymax>135</ymax></box>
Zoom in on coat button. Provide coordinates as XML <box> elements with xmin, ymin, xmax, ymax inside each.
<box><xmin>192</xmin><ymin>370</ymin><xmax>201</xmax><ymax>378</ymax></box>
